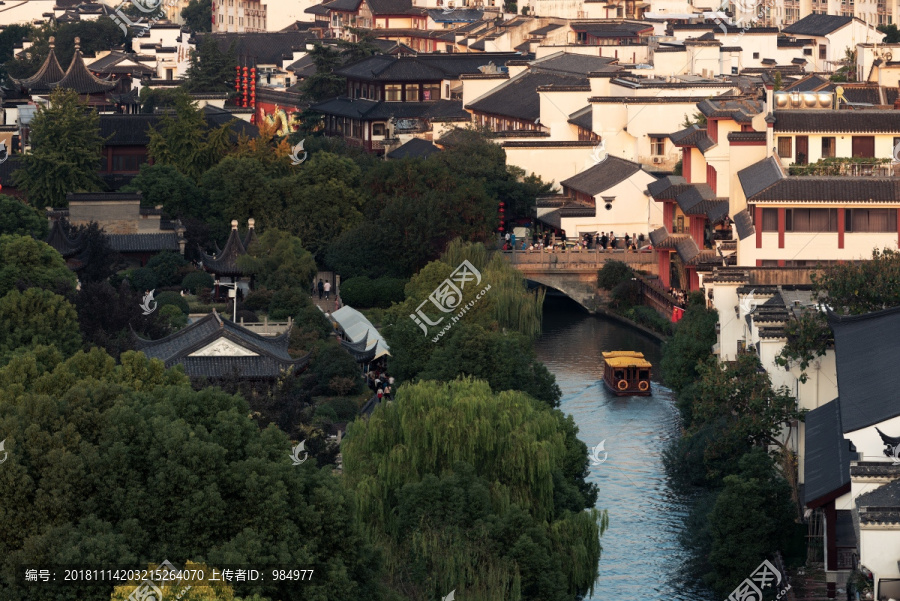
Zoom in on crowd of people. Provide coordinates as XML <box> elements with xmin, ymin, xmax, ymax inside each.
<box><xmin>668</xmin><ymin>288</ymin><xmax>688</xmax><ymax>305</ymax></box>
<box><xmin>366</xmin><ymin>370</ymin><xmax>394</xmax><ymax>402</ymax></box>
<box><xmin>503</xmin><ymin>230</ymin><xmax>651</xmax><ymax>253</ymax></box>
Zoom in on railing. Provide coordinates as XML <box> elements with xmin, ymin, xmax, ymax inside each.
<box><xmin>789</xmin><ymin>160</ymin><xmax>897</xmax><ymax>177</ymax></box>
<box><xmin>500</xmin><ymin>248</ymin><xmax>656</xmax><ymax>268</ymax></box>
<box><xmin>836</xmin><ymin>546</ymin><xmax>857</xmax><ymax>571</ymax></box>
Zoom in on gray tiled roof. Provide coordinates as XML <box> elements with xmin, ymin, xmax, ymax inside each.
<box><xmin>560</xmin><ymin>155</ymin><xmax>643</xmax><ymax>196</ymax></box>
<box><xmin>737</xmin><ymin>156</ymin><xmax>783</xmax><ymax>199</ymax></box>
<box><xmin>531</xmin><ymin>52</ymin><xmax>618</xmax><ymax>75</ymax></box>
<box><xmin>733</xmin><ymin>208</ymin><xmax>755</xmax><ymax>240</ymax></box>
<box><xmin>107</xmin><ymin>233</ymin><xmax>179</xmax><ymax>252</ymax></box>
<box><xmin>697</xmin><ymin>97</ymin><xmax>764</xmax><ymax>122</ymax></box>
<box><xmin>12</xmin><ymin>46</ymin><xmax>64</xmax><ymax>92</ymax></box>
<box><xmin>749</xmin><ymin>178</ymin><xmax>900</xmax><ymax>202</ymax></box>
<box><xmin>567</xmin><ymin>105</ymin><xmax>592</xmax><ymax>130</ymax></box>
<box><xmin>367</xmin><ymin>0</ymin><xmax>417</xmax><ymax>14</ymax></box>
<box><xmin>135</xmin><ymin>312</ymin><xmax>310</xmax><ymax>379</ymax></box>
<box><xmin>803</xmin><ymin>398</ymin><xmax>852</xmax><ymax>506</ymax></box>
<box><xmin>647</xmin><ymin>175</ymin><xmax>690</xmax><ymax>201</ymax></box>
<box><xmin>467</xmin><ymin>70</ymin><xmax>586</xmax><ymax>121</ymax></box>
<box><xmin>782</xmin><ymin>14</ymin><xmax>854</xmax><ymax>36</ymax></box>
<box><xmin>310</xmin><ymin>97</ymin><xmax>468</xmax><ymax>121</ymax></box>
<box><xmin>425</xmin><ymin>8</ymin><xmax>484</xmax><ymax>21</ymax></box>
<box><xmin>387</xmin><ymin>137</ymin><xmax>440</xmax><ymax>159</ymax></box>
<box><xmin>674</xmin><ymin>183</ymin><xmax>715</xmax><ymax>213</ymax></box>
<box><xmin>571</xmin><ymin>21</ymin><xmax>652</xmax><ymax>38</ymax></box>
<box><xmin>53</xmin><ymin>49</ymin><xmax>116</xmax><ymax>94</ymax></box>
<box><xmin>203</xmin><ymin>31</ymin><xmax>319</xmax><ymax>66</ymax></box>
<box><xmin>830</xmin><ymin>305</ymin><xmax>900</xmax><ymax>432</ymax></box>
<box><xmin>201</xmin><ymin>226</ymin><xmax>247</xmax><ymax>275</ymax></box>
<box><xmin>857</xmin><ymin>478</ymin><xmax>900</xmax><ymax>524</ymax></box>
<box><xmin>774</xmin><ymin>110</ymin><xmax>900</xmax><ymax>133</ymax></box>
<box><xmin>337</xmin><ymin>52</ymin><xmax>520</xmax><ymax>82</ymax></box>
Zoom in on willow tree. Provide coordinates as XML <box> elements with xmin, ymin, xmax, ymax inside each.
<box><xmin>343</xmin><ymin>378</ymin><xmax>606</xmax><ymax>601</ymax></box>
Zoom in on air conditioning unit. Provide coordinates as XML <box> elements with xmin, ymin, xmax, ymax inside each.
<box><xmin>652</xmin><ymin>156</ymin><xmax>663</xmax><ymax>164</ymax></box>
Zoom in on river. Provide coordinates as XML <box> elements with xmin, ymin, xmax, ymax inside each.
<box><xmin>535</xmin><ymin>297</ymin><xmax>716</xmax><ymax>601</ymax></box>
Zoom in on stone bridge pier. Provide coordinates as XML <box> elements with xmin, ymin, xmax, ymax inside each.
<box><xmin>499</xmin><ymin>250</ymin><xmax>660</xmax><ymax>313</ymax></box>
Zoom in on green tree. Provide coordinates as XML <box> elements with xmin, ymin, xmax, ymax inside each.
<box><xmin>705</xmin><ymin>451</ymin><xmax>796</xmax><ymax>595</ymax></box>
<box><xmin>0</xmin><ymin>348</ymin><xmax>379</xmax><ymax>601</ymax></box>
<box><xmin>146</xmin><ymin>251</ymin><xmax>188</xmax><ymax>287</ymax></box>
<box><xmin>0</xmin><ymin>24</ymin><xmax>32</xmax><ymax>81</ymax></box>
<box><xmin>12</xmin><ymin>88</ymin><xmax>106</xmax><ymax>209</ymax></box>
<box><xmin>199</xmin><ymin>157</ymin><xmax>277</xmax><ymax>234</ymax></box>
<box><xmin>4</xmin><ymin>21</ymin><xmax>125</xmax><ymax>79</ymax></box>
<box><xmin>342</xmin><ymin>378</ymin><xmax>604</xmax><ymax>601</ymax></box>
<box><xmin>660</xmin><ymin>292</ymin><xmax>717</xmax><ymax>399</ymax></box>
<box><xmin>236</xmin><ymin>229</ymin><xmax>317</xmax><ymax>291</ymax></box>
<box><xmin>301</xmin><ymin>44</ymin><xmax>347</xmax><ymax>101</ymax></box>
<box><xmin>878</xmin><ymin>23</ymin><xmax>900</xmax><ymax>43</ymax></box>
<box><xmin>0</xmin><ymin>234</ymin><xmax>76</xmax><ymax>297</ymax></box>
<box><xmin>0</xmin><ymin>287</ymin><xmax>81</xmax><ymax>363</ymax></box>
<box><xmin>147</xmin><ymin>91</ymin><xmax>234</xmax><ymax>180</ymax></box>
<box><xmin>181</xmin><ymin>0</ymin><xmax>213</xmax><ymax>33</ymax></box>
<box><xmin>64</xmin><ymin>221</ymin><xmax>123</xmax><ymax>284</ymax></box>
<box><xmin>0</xmin><ymin>195</ymin><xmax>48</xmax><ymax>238</ymax></box>
<box><xmin>123</xmin><ymin>163</ymin><xmax>207</xmax><ymax>219</ymax></box>
<box><xmin>182</xmin><ymin>35</ymin><xmax>237</xmax><ymax>93</ymax></box>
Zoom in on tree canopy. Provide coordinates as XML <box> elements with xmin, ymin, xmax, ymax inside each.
<box><xmin>236</xmin><ymin>229</ymin><xmax>317</xmax><ymax>291</ymax></box>
<box><xmin>181</xmin><ymin>0</ymin><xmax>213</xmax><ymax>34</ymax></box>
<box><xmin>12</xmin><ymin>88</ymin><xmax>106</xmax><ymax>209</ymax></box>
<box><xmin>182</xmin><ymin>35</ymin><xmax>236</xmax><ymax>93</ymax></box>
<box><xmin>342</xmin><ymin>378</ymin><xmax>604</xmax><ymax>601</ymax></box>
<box><xmin>0</xmin><ymin>348</ymin><xmax>379</xmax><ymax>601</ymax></box>
<box><xmin>0</xmin><ymin>234</ymin><xmax>76</xmax><ymax>297</ymax></box>
<box><xmin>0</xmin><ymin>288</ymin><xmax>81</xmax><ymax>364</ymax></box>
<box><xmin>0</xmin><ymin>195</ymin><xmax>48</xmax><ymax>239</ymax></box>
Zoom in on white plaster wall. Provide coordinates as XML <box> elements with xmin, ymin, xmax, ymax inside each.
<box><xmin>503</xmin><ymin>146</ymin><xmax>598</xmax><ymax>189</ymax></box>
<box><xmin>739</xmin><ymin>230</ymin><xmax>899</xmax><ymax>266</ymax></box>
<box><xmin>462</xmin><ymin>76</ymin><xmax>510</xmax><ymax>109</ymax></box>
<box><xmin>561</xmin><ymin>170</ymin><xmax>661</xmax><ymax>236</ymax></box>
<box><xmin>772</xmin><ymin>131</ymin><xmax>899</xmax><ymax>164</ymax></box>
<box><xmin>708</xmin><ymin>283</ymin><xmax>741</xmax><ymax>360</ymax></box>
<box><xmin>540</xmin><ymin>89</ymin><xmax>592</xmax><ymax>140</ymax></box>
<box><xmin>861</xmin><ymin>530</ymin><xmax>900</xmax><ymax>598</ymax></box>
<box><xmin>847</xmin><ymin>416</ymin><xmax>900</xmax><ymax>462</ymax></box>
<box><xmin>0</xmin><ymin>0</ymin><xmax>55</xmax><ymax>26</ymax></box>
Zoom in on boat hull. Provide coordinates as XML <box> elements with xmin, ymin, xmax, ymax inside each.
<box><xmin>603</xmin><ymin>378</ymin><xmax>652</xmax><ymax>397</ymax></box>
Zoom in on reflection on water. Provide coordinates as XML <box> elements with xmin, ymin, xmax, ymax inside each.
<box><xmin>536</xmin><ymin>297</ymin><xmax>715</xmax><ymax>601</ymax></box>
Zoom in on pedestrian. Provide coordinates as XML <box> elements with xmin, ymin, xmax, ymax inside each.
<box><xmin>389</xmin><ymin>375</ymin><xmax>395</xmax><ymax>387</ymax></box>
<box><xmin>601</xmin><ymin>232</ymin><xmax>608</xmax><ymax>249</ymax></box>
<box><xmin>384</xmin><ymin>384</ymin><xmax>392</xmax><ymax>400</ymax></box>
<box><xmin>510</xmin><ymin>232</ymin><xmax>516</xmax><ymax>249</ymax></box>
<box><xmin>317</xmin><ymin>279</ymin><xmax>324</xmax><ymax>299</ymax></box>
<box><xmin>638</xmin><ymin>233</ymin><xmax>645</xmax><ymax>247</ymax></box>
<box><xmin>377</xmin><ymin>388</ymin><xmax>384</xmax><ymax>401</ymax></box>
<box><xmin>324</xmin><ymin>280</ymin><xmax>331</xmax><ymax>300</ymax></box>
<box><xmin>624</xmin><ymin>233</ymin><xmax>631</xmax><ymax>248</ymax></box>
<box><xmin>505</xmin><ymin>232</ymin><xmax>511</xmax><ymax>245</ymax></box>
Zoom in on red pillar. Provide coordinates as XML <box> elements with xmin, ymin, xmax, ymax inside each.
<box><xmin>755</xmin><ymin>206</ymin><xmax>763</xmax><ymax>249</ymax></box>
<box><xmin>658</xmin><ymin>250</ymin><xmax>670</xmax><ymax>288</ymax></box>
<box><xmin>838</xmin><ymin>208</ymin><xmax>845</xmax><ymax>249</ymax></box>
<box><xmin>683</xmin><ymin>150</ymin><xmax>692</xmax><ymax>183</ymax></box>
<box><xmin>664</xmin><ymin>202</ymin><xmax>675</xmax><ymax>231</ymax></box>
<box><xmin>690</xmin><ymin>217</ymin><xmax>705</xmax><ymax>248</ymax></box>
<box><xmin>778</xmin><ymin>208</ymin><xmax>785</xmax><ymax>249</ymax></box>
<box><xmin>688</xmin><ymin>267</ymin><xmax>699</xmax><ymax>291</ymax></box>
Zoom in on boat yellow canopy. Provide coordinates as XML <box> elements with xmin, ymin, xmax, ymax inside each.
<box><xmin>602</xmin><ymin>351</ymin><xmax>647</xmax><ymax>359</ymax></box>
<box><xmin>604</xmin><ymin>356</ymin><xmax>652</xmax><ymax>368</ymax></box>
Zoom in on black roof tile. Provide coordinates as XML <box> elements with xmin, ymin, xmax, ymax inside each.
<box><xmin>733</xmin><ymin>208</ymin><xmax>755</xmax><ymax>240</ymax></box>
<box><xmin>386</xmin><ymin>137</ymin><xmax>440</xmax><ymax>159</ymax></box>
<box><xmin>775</xmin><ymin>109</ymin><xmax>900</xmax><ymax>132</ymax></box>
<box><xmin>783</xmin><ymin>14</ymin><xmax>854</xmax><ymax>36</ymax></box>
<box><xmin>738</xmin><ymin>156</ymin><xmax>783</xmax><ymax>199</ymax></box>
<box><xmin>803</xmin><ymin>398</ymin><xmax>852</xmax><ymax>505</ymax></box>
<box><xmin>107</xmin><ymin>233</ymin><xmax>179</xmax><ymax>252</ymax></box>
<box><xmin>53</xmin><ymin>46</ymin><xmax>117</xmax><ymax>94</ymax></box>
<box><xmin>647</xmin><ymin>175</ymin><xmax>690</xmax><ymax>201</ymax></box>
<box><xmin>467</xmin><ymin>69</ymin><xmax>586</xmax><ymax>120</ymax></box>
<box><xmin>560</xmin><ymin>155</ymin><xmax>643</xmax><ymax>196</ymax></box>
<box><xmin>749</xmin><ymin>178</ymin><xmax>900</xmax><ymax>202</ymax></box>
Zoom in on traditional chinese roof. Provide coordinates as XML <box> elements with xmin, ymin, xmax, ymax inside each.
<box><xmin>560</xmin><ymin>155</ymin><xmax>643</xmax><ymax>197</ymax></box>
<box><xmin>782</xmin><ymin>14</ymin><xmax>855</xmax><ymax>36</ymax></box>
<box><xmin>53</xmin><ymin>38</ymin><xmax>116</xmax><ymax>95</ymax></box>
<box><xmin>134</xmin><ymin>311</ymin><xmax>310</xmax><ymax>379</ymax></box>
<box><xmin>201</xmin><ymin>221</ymin><xmax>250</xmax><ymax>276</ymax></box>
<box><xmin>87</xmin><ymin>51</ymin><xmax>155</xmax><ymax>76</ymax></box>
<box><xmin>386</xmin><ymin>137</ymin><xmax>440</xmax><ymax>159</ymax></box>
<box><xmin>12</xmin><ymin>37</ymin><xmax>65</xmax><ymax>92</ymax></box>
<box><xmin>803</xmin><ymin>398</ymin><xmax>852</xmax><ymax>507</ymax></box>
<box><xmin>733</xmin><ymin>208</ymin><xmax>756</xmax><ymax>240</ymax></box>
<box><xmin>45</xmin><ymin>218</ymin><xmax>86</xmax><ymax>258</ymax></box>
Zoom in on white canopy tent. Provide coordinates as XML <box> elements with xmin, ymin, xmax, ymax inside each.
<box><xmin>329</xmin><ymin>306</ymin><xmax>390</xmax><ymax>361</ymax></box>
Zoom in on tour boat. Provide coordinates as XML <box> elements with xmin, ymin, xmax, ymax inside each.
<box><xmin>601</xmin><ymin>351</ymin><xmax>652</xmax><ymax>396</ymax></box>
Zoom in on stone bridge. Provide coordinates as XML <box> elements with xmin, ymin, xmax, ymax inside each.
<box><xmin>499</xmin><ymin>250</ymin><xmax>659</xmax><ymax>313</ymax></box>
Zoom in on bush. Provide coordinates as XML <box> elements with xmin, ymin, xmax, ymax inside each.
<box><xmin>155</xmin><ymin>291</ymin><xmax>190</xmax><ymax>314</ymax></box>
<box><xmin>159</xmin><ymin>304</ymin><xmax>188</xmax><ymax>329</ymax></box>
<box><xmin>296</xmin><ymin>303</ymin><xmax>333</xmax><ymax>339</ymax></box>
<box><xmin>308</xmin><ymin>341</ymin><xmax>361</xmax><ymax>396</ymax></box>
<box><xmin>610</xmin><ymin>279</ymin><xmax>641</xmax><ymax>309</ymax></box>
<box><xmin>181</xmin><ymin>270</ymin><xmax>214</xmax><ymax>294</ymax></box>
<box><xmin>326</xmin><ymin>396</ymin><xmax>360</xmax><ymax>419</ymax></box>
<box><xmin>244</xmin><ymin>288</ymin><xmax>275</xmax><ymax>311</ymax></box>
<box><xmin>146</xmin><ymin>251</ymin><xmax>188</xmax><ymax>287</ymax></box>
<box><xmin>313</xmin><ymin>403</ymin><xmax>339</xmax><ymax>426</ymax></box>
<box><xmin>269</xmin><ymin>287</ymin><xmax>312</xmax><ymax>320</ymax></box>
<box><xmin>597</xmin><ymin>260</ymin><xmax>633</xmax><ymax>290</ymax></box>
<box><xmin>128</xmin><ymin>267</ymin><xmax>158</xmax><ymax>292</ymax></box>
<box><xmin>235</xmin><ymin>309</ymin><xmax>258</xmax><ymax>323</ymax></box>
<box><xmin>628</xmin><ymin>305</ymin><xmax>674</xmax><ymax>336</ymax></box>
<box><xmin>329</xmin><ymin>376</ymin><xmax>360</xmax><ymax>397</ymax></box>
<box><xmin>340</xmin><ymin>276</ymin><xmax>407</xmax><ymax>308</ymax></box>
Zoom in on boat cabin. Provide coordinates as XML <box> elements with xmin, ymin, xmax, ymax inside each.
<box><xmin>602</xmin><ymin>351</ymin><xmax>652</xmax><ymax>396</ymax></box>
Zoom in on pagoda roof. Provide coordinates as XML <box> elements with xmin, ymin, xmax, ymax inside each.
<box><xmin>201</xmin><ymin>221</ymin><xmax>249</xmax><ymax>276</ymax></box>
<box><xmin>53</xmin><ymin>38</ymin><xmax>117</xmax><ymax>95</ymax></box>
<box><xmin>12</xmin><ymin>40</ymin><xmax>65</xmax><ymax>92</ymax></box>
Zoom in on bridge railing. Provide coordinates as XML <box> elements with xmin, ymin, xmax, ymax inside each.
<box><xmin>635</xmin><ymin>274</ymin><xmax>681</xmax><ymax>318</ymax></box>
<box><xmin>498</xmin><ymin>248</ymin><xmax>656</xmax><ymax>268</ymax></box>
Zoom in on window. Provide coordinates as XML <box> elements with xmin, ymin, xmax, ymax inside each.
<box><xmin>761</xmin><ymin>208</ymin><xmax>778</xmax><ymax>231</ymax></box>
<box><xmin>851</xmin><ymin>136</ymin><xmax>875</xmax><ymax>157</ymax></box>
<box><xmin>804</xmin><ymin>48</ymin><xmax>812</xmax><ymax>55</ymax></box>
<box><xmin>422</xmin><ymin>83</ymin><xmax>440</xmax><ymax>101</ymax></box>
<box><xmin>819</xmin><ymin>45</ymin><xmax>826</xmax><ymax>59</ymax></box>
<box><xmin>753</xmin><ymin>52</ymin><xmax>760</xmax><ymax>59</ymax></box>
<box><xmin>777</xmin><ymin>136</ymin><xmax>792</xmax><ymax>158</ymax></box>
<box><xmin>372</xmin><ymin>123</ymin><xmax>385</xmax><ymax>136</ymax></box>
<box><xmin>385</xmin><ymin>84</ymin><xmax>401</xmax><ymax>101</ymax></box>
<box><xmin>577</xmin><ymin>31</ymin><xmax>587</xmax><ymax>43</ymax></box>
<box><xmin>650</xmin><ymin>137</ymin><xmax>665</xmax><ymax>156</ymax></box>
<box><xmin>404</xmin><ymin>84</ymin><xmax>419</xmax><ymax>102</ymax></box>
<box><xmin>785</xmin><ymin>208</ymin><xmax>838</xmax><ymax>232</ymax></box>
<box><xmin>846</xmin><ymin>208</ymin><xmax>897</xmax><ymax>232</ymax></box>
<box><xmin>675</xmin><ymin>215</ymin><xmax>684</xmax><ymax>233</ymax></box>
<box><xmin>112</xmin><ymin>154</ymin><xmax>144</xmax><ymax>172</ymax></box>
<box><xmin>821</xmin><ymin>136</ymin><xmax>836</xmax><ymax>158</ymax></box>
